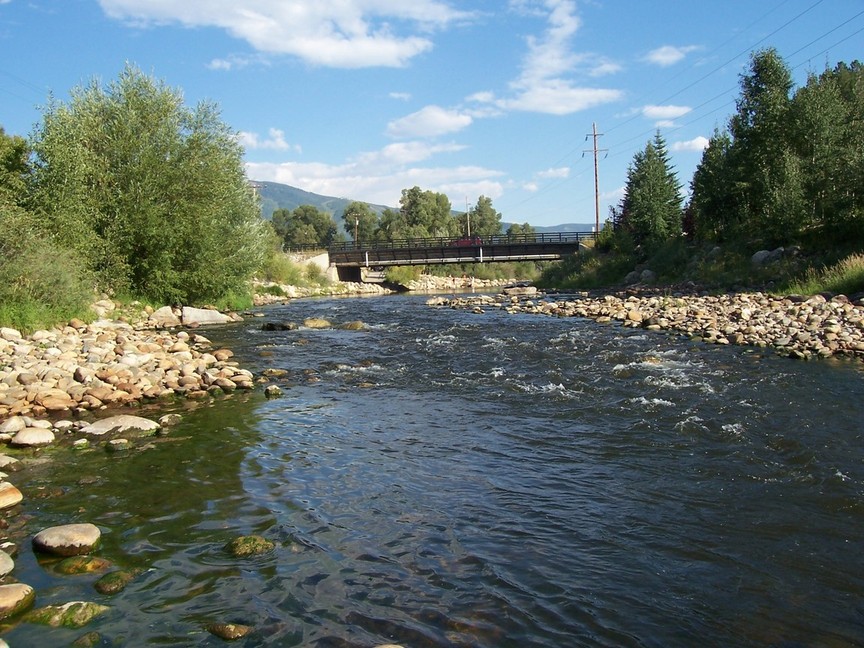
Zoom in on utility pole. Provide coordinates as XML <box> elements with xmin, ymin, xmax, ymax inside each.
<box><xmin>465</xmin><ymin>197</ymin><xmax>471</xmax><ymax>237</ymax></box>
<box><xmin>584</xmin><ymin>122</ymin><xmax>607</xmax><ymax>236</ymax></box>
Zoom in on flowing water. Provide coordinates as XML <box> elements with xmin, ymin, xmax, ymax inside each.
<box><xmin>5</xmin><ymin>294</ymin><xmax>864</xmax><ymax>647</ymax></box>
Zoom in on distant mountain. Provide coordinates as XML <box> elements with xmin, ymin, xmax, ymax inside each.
<box><xmin>254</xmin><ymin>181</ymin><xmax>390</xmax><ymax>222</ymax></box>
<box><xmin>253</xmin><ymin>180</ymin><xmax>595</xmax><ymax>233</ymax></box>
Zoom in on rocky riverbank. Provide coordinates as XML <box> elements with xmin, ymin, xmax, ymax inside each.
<box><xmin>428</xmin><ymin>287</ymin><xmax>864</xmax><ymax>360</ymax></box>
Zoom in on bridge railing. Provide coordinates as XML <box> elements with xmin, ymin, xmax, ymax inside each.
<box><xmin>326</xmin><ymin>231</ymin><xmax>595</xmax><ymax>252</ymax></box>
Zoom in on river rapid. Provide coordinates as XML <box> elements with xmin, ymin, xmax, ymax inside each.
<box><xmin>6</xmin><ymin>293</ymin><xmax>864</xmax><ymax>647</ymax></box>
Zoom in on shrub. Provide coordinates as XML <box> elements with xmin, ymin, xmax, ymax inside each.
<box><xmin>0</xmin><ymin>207</ymin><xmax>94</xmax><ymax>331</ymax></box>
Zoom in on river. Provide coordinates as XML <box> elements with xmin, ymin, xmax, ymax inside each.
<box><xmin>6</xmin><ymin>293</ymin><xmax>864</xmax><ymax>647</ymax></box>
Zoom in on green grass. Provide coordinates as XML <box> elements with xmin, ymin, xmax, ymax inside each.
<box><xmin>786</xmin><ymin>253</ymin><xmax>864</xmax><ymax>296</ymax></box>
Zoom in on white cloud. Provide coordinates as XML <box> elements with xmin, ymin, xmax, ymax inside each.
<box><xmin>672</xmin><ymin>136</ymin><xmax>710</xmax><ymax>152</ymax></box>
<box><xmin>536</xmin><ymin>166</ymin><xmax>569</xmax><ymax>179</ymax></box>
<box><xmin>389</xmin><ymin>92</ymin><xmax>411</xmax><ymax>101</ymax></box>
<box><xmin>642</xmin><ymin>104</ymin><xmax>691</xmax><ymax>120</ymax></box>
<box><xmin>644</xmin><ymin>45</ymin><xmax>700</xmax><ymax>67</ymax></box>
<box><xmin>98</xmin><ymin>0</ymin><xmax>474</xmax><ymax>68</ymax></box>
<box><xmin>238</xmin><ymin>128</ymin><xmax>300</xmax><ymax>152</ymax></box>
<box><xmin>492</xmin><ymin>0</ymin><xmax>622</xmax><ymax>115</ymax></box>
<box><xmin>356</xmin><ymin>141</ymin><xmax>466</xmax><ymax>166</ymax></box>
<box><xmin>522</xmin><ymin>182</ymin><xmax>539</xmax><ymax>192</ymax></box>
<box><xmin>386</xmin><ymin>105</ymin><xmax>473</xmax><ymax>139</ymax></box>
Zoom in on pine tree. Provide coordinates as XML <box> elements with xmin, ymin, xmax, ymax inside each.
<box><xmin>616</xmin><ymin>131</ymin><xmax>683</xmax><ymax>248</ymax></box>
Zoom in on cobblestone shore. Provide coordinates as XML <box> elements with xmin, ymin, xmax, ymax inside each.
<box><xmin>428</xmin><ymin>287</ymin><xmax>864</xmax><ymax>360</ymax></box>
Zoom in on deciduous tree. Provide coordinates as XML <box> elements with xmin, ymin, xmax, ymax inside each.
<box><xmin>28</xmin><ymin>64</ymin><xmax>269</xmax><ymax>304</ymax></box>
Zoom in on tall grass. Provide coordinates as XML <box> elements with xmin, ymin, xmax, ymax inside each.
<box><xmin>787</xmin><ymin>253</ymin><xmax>864</xmax><ymax>296</ymax></box>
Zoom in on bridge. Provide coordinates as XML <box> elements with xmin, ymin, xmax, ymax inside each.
<box><xmin>321</xmin><ymin>231</ymin><xmax>596</xmax><ymax>282</ymax></box>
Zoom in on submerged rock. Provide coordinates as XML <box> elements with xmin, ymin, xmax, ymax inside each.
<box><xmin>225</xmin><ymin>535</ymin><xmax>275</xmax><ymax>558</ymax></box>
<box><xmin>206</xmin><ymin>622</ymin><xmax>253</xmax><ymax>640</ymax></box>
<box><xmin>55</xmin><ymin>556</ymin><xmax>112</xmax><ymax>575</ymax></box>
<box><xmin>94</xmin><ymin>568</ymin><xmax>143</xmax><ymax>595</ymax></box>
<box><xmin>25</xmin><ymin>601</ymin><xmax>109</xmax><ymax>628</ymax></box>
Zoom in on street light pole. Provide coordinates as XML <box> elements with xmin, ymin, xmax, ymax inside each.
<box><xmin>354</xmin><ymin>217</ymin><xmax>359</xmax><ymax>248</ymax></box>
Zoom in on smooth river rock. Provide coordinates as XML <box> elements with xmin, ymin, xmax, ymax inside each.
<box><xmin>0</xmin><ymin>550</ymin><xmax>14</xmax><ymax>578</ymax></box>
<box><xmin>0</xmin><ymin>583</ymin><xmax>35</xmax><ymax>620</ymax></box>
<box><xmin>32</xmin><ymin>523</ymin><xmax>102</xmax><ymax>557</ymax></box>
<box><xmin>79</xmin><ymin>415</ymin><xmax>160</xmax><ymax>437</ymax></box>
<box><xmin>0</xmin><ymin>482</ymin><xmax>23</xmax><ymax>510</ymax></box>
<box><xmin>9</xmin><ymin>427</ymin><xmax>55</xmax><ymax>447</ymax></box>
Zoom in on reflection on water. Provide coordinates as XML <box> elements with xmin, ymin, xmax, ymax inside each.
<box><xmin>5</xmin><ymin>294</ymin><xmax>864</xmax><ymax>646</ymax></box>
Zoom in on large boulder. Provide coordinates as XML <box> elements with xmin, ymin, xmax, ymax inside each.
<box><xmin>149</xmin><ymin>306</ymin><xmax>182</xmax><ymax>327</ymax></box>
<box><xmin>182</xmin><ymin>307</ymin><xmax>233</xmax><ymax>326</ymax></box>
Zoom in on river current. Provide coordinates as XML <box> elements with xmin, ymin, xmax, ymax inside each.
<box><xmin>7</xmin><ymin>293</ymin><xmax>864</xmax><ymax>647</ymax></box>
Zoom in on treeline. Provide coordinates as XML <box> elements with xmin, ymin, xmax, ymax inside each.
<box><xmin>607</xmin><ymin>48</ymin><xmax>864</xmax><ymax>252</ymax></box>
<box><xmin>270</xmin><ymin>190</ymin><xmax>534</xmax><ymax>250</ymax></box>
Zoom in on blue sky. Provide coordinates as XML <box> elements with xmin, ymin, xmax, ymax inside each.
<box><xmin>1</xmin><ymin>1</ymin><xmax>862</xmax><ymax>228</ymax></box>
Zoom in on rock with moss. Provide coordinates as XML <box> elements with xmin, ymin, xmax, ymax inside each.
<box><xmin>71</xmin><ymin>631</ymin><xmax>103</xmax><ymax>647</ymax></box>
<box><xmin>94</xmin><ymin>568</ymin><xmax>143</xmax><ymax>595</ymax></box>
<box><xmin>338</xmin><ymin>320</ymin><xmax>367</xmax><ymax>331</ymax></box>
<box><xmin>206</xmin><ymin>622</ymin><xmax>253</xmax><ymax>640</ymax></box>
<box><xmin>25</xmin><ymin>601</ymin><xmax>109</xmax><ymax>628</ymax></box>
<box><xmin>303</xmin><ymin>317</ymin><xmax>331</xmax><ymax>329</ymax></box>
<box><xmin>225</xmin><ymin>535</ymin><xmax>275</xmax><ymax>558</ymax></box>
<box><xmin>55</xmin><ymin>556</ymin><xmax>112</xmax><ymax>575</ymax></box>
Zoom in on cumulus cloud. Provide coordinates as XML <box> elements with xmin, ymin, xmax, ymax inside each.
<box><xmin>672</xmin><ymin>136</ymin><xmax>710</xmax><ymax>152</ymax></box>
<box><xmin>386</xmin><ymin>105</ymin><xmax>473</xmax><ymax>139</ymax></box>
<box><xmin>491</xmin><ymin>0</ymin><xmax>622</xmax><ymax>115</ymax></box>
<box><xmin>643</xmin><ymin>45</ymin><xmax>700</xmax><ymax>67</ymax></box>
<box><xmin>238</xmin><ymin>128</ymin><xmax>300</xmax><ymax>152</ymax></box>
<box><xmin>98</xmin><ymin>0</ymin><xmax>474</xmax><ymax>68</ymax></box>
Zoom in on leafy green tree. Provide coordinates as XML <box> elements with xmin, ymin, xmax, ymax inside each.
<box><xmin>372</xmin><ymin>187</ymin><xmax>456</xmax><ymax>241</ymax></box>
<box><xmin>399</xmin><ymin>186</ymin><xmax>456</xmax><ymax>239</ymax></box>
<box><xmin>616</xmin><ymin>131</ymin><xmax>683</xmax><ymax>247</ymax></box>
<box><xmin>790</xmin><ymin>61</ymin><xmax>864</xmax><ymax>238</ymax></box>
<box><xmin>342</xmin><ymin>201</ymin><xmax>378</xmax><ymax>244</ymax></box>
<box><xmin>0</xmin><ymin>127</ymin><xmax>29</xmax><ymax>208</ymax></box>
<box><xmin>728</xmin><ymin>48</ymin><xmax>802</xmax><ymax>242</ymax></box>
<box><xmin>459</xmin><ymin>196</ymin><xmax>503</xmax><ymax>238</ymax></box>
<box><xmin>28</xmin><ymin>63</ymin><xmax>269</xmax><ymax>305</ymax></box>
<box><xmin>506</xmin><ymin>222</ymin><xmax>536</xmax><ymax>237</ymax></box>
<box><xmin>273</xmin><ymin>205</ymin><xmax>337</xmax><ymax>248</ymax></box>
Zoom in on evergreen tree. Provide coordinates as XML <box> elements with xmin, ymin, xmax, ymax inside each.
<box><xmin>616</xmin><ymin>131</ymin><xmax>683</xmax><ymax>248</ymax></box>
